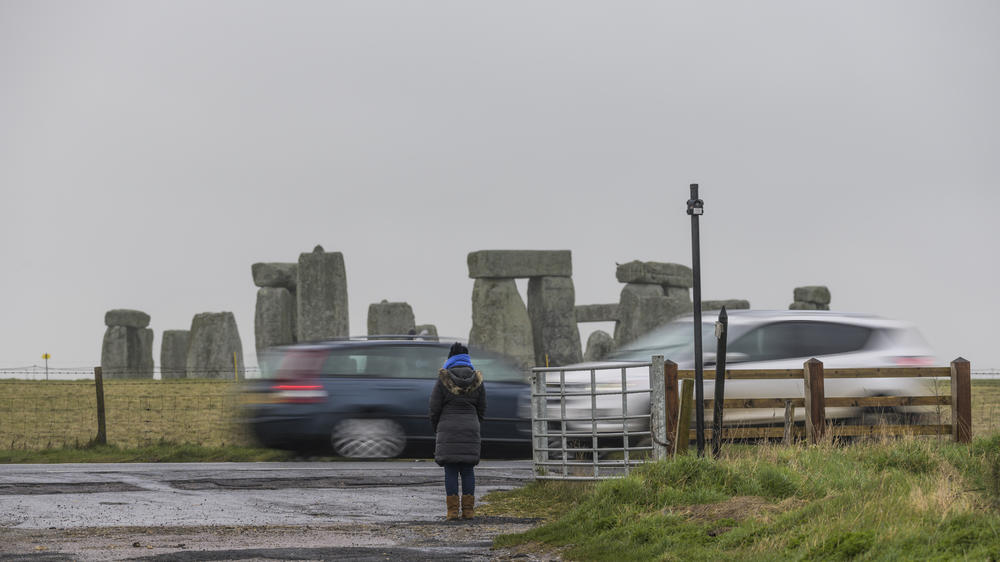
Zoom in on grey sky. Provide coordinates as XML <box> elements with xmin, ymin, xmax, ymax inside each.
<box><xmin>2</xmin><ymin>1</ymin><xmax>998</xmax><ymax>370</ymax></box>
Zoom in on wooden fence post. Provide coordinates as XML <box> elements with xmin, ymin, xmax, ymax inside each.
<box><xmin>803</xmin><ymin>358</ymin><xmax>826</xmax><ymax>443</ymax></box>
<box><xmin>676</xmin><ymin>379</ymin><xmax>694</xmax><ymax>455</ymax></box>
<box><xmin>93</xmin><ymin>366</ymin><xmax>107</xmax><ymax>445</ymax></box>
<box><xmin>664</xmin><ymin>360</ymin><xmax>679</xmax><ymax>457</ymax></box>
<box><xmin>649</xmin><ymin>356</ymin><xmax>667</xmax><ymax>460</ymax></box>
<box><xmin>950</xmin><ymin>357</ymin><xmax>972</xmax><ymax>443</ymax></box>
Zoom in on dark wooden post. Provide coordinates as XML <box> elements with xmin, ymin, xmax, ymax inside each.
<box><xmin>664</xmin><ymin>361</ymin><xmax>679</xmax><ymax>457</ymax></box>
<box><xmin>950</xmin><ymin>357</ymin><xmax>972</xmax><ymax>443</ymax></box>
<box><xmin>675</xmin><ymin>379</ymin><xmax>694</xmax><ymax>455</ymax></box>
<box><xmin>93</xmin><ymin>366</ymin><xmax>107</xmax><ymax>445</ymax></box>
<box><xmin>803</xmin><ymin>359</ymin><xmax>826</xmax><ymax>443</ymax></box>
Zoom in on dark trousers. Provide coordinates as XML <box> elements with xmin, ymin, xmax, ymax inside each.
<box><xmin>443</xmin><ymin>463</ymin><xmax>475</xmax><ymax>496</ymax></box>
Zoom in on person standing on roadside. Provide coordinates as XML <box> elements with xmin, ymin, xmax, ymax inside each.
<box><xmin>429</xmin><ymin>342</ymin><xmax>486</xmax><ymax>521</ymax></box>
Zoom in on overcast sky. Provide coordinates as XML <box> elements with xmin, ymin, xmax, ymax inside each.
<box><xmin>2</xmin><ymin>1</ymin><xmax>998</xmax><ymax>372</ymax></box>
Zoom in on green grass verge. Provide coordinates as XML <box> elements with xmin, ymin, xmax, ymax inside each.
<box><xmin>0</xmin><ymin>442</ymin><xmax>299</xmax><ymax>463</ymax></box>
<box><xmin>482</xmin><ymin>434</ymin><xmax>1000</xmax><ymax>561</ymax></box>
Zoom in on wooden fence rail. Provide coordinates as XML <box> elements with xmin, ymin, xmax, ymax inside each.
<box><xmin>664</xmin><ymin>357</ymin><xmax>971</xmax><ymax>455</ymax></box>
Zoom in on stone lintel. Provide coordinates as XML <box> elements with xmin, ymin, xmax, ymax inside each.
<box><xmin>615</xmin><ymin>260</ymin><xmax>693</xmax><ymax>288</ymax></box>
<box><xmin>467</xmin><ymin>250</ymin><xmax>572</xmax><ymax>279</ymax></box>
<box><xmin>575</xmin><ymin>304</ymin><xmax>621</xmax><ymax>323</ymax></box>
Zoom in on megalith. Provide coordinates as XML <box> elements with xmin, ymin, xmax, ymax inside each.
<box><xmin>790</xmin><ymin>286</ymin><xmax>831</xmax><ymax>310</ymax></box>
<box><xmin>186</xmin><ymin>312</ymin><xmax>245</xmax><ymax>380</ymax></box>
<box><xmin>255</xmin><ymin>287</ymin><xmax>295</xmax><ymax>356</ymax></box>
<box><xmin>297</xmin><ymin>246</ymin><xmax>349</xmax><ymax>341</ymax></box>
<box><xmin>467</xmin><ymin>250</ymin><xmax>578</xmax><ymax>368</ymax></box>
<box><xmin>469</xmin><ymin>278</ymin><xmax>534</xmax><ymax>369</ymax></box>
<box><xmin>527</xmin><ymin>276</ymin><xmax>582</xmax><ymax>366</ymax></box>
<box><xmin>251</xmin><ymin>262</ymin><xmax>298</xmax><ymax>348</ymax></box>
<box><xmin>613</xmin><ymin>261</ymin><xmax>695</xmax><ymax>347</ymax></box>
<box><xmin>614</xmin><ymin>284</ymin><xmax>693</xmax><ymax>347</ymax></box>
<box><xmin>584</xmin><ymin>330</ymin><xmax>615</xmax><ymax>362</ymax></box>
<box><xmin>367</xmin><ymin>300</ymin><xmax>416</xmax><ymax>336</ymax></box>
<box><xmin>100</xmin><ymin>309</ymin><xmax>154</xmax><ymax>379</ymax></box>
<box><xmin>160</xmin><ymin>330</ymin><xmax>190</xmax><ymax>379</ymax></box>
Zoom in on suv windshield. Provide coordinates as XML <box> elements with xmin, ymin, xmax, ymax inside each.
<box><xmin>605</xmin><ymin>320</ymin><xmax>740</xmax><ymax>362</ymax></box>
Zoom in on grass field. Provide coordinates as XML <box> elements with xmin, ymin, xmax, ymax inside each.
<box><xmin>1</xmin><ymin>379</ymin><xmax>998</xmax><ymax>452</ymax></box>
<box><xmin>0</xmin><ymin>379</ymin><xmax>255</xmax><ymax>450</ymax></box>
<box><xmin>482</xmin><ymin>434</ymin><xmax>1000</xmax><ymax>560</ymax></box>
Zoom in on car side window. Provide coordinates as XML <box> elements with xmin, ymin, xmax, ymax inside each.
<box><xmin>729</xmin><ymin>322</ymin><xmax>872</xmax><ymax>361</ymax></box>
<box><xmin>321</xmin><ymin>346</ymin><xmax>447</xmax><ymax>378</ymax></box>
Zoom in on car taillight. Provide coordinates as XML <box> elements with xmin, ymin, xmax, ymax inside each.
<box><xmin>272</xmin><ymin>382</ymin><xmax>328</xmax><ymax>403</ymax></box>
<box><xmin>894</xmin><ymin>356</ymin><xmax>935</xmax><ymax>366</ymax></box>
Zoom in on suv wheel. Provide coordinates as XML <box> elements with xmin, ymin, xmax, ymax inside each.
<box><xmin>331</xmin><ymin>418</ymin><xmax>407</xmax><ymax>458</ymax></box>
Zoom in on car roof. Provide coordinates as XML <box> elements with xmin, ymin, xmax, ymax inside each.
<box><xmin>678</xmin><ymin>309</ymin><xmax>915</xmax><ymax>329</ymax></box>
<box><xmin>266</xmin><ymin>336</ymin><xmax>465</xmax><ymax>353</ymax></box>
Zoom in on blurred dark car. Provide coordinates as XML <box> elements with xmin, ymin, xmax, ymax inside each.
<box><xmin>241</xmin><ymin>337</ymin><xmax>532</xmax><ymax>458</ymax></box>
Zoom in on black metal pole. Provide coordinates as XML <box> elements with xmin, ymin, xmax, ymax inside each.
<box><xmin>687</xmin><ymin>183</ymin><xmax>705</xmax><ymax>456</ymax></box>
<box><xmin>711</xmin><ymin>306</ymin><xmax>728</xmax><ymax>458</ymax></box>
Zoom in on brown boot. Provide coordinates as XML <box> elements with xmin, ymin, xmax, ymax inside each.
<box><xmin>446</xmin><ymin>495</ymin><xmax>460</xmax><ymax>520</ymax></box>
<box><xmin>461</xmin><ymin>494</ymin><xmax>475</xmax><ymax>520</ymax></box>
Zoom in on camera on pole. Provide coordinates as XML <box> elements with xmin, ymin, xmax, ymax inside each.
<box><xmin>686</xmin><ymin>184</ymin><xmax>706</xmax><ymax>456</ymax></box>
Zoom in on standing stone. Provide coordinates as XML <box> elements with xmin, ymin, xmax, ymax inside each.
<box><xmin>186</xmin><ymin>312</ymin><xmax>245</xmax><ymax>380</ymax></box>
<box><xmin>664</xmin><ymin>286</ymin><xmax>691</xmax><ymax>299</ymax></box>
<box><xmin>255</xmin><ymin>287</ymin><xmax>295</xmax><ymax>356</ymax></box>
<box><xmin>100</xmin><ymin>309</ymin><xmax>154</xmax><ymax>379</ymax></box>
<box><xmin>614</xmin><ymin>284</ymin><xmax>693</xmax><ymax>347</ymax></box>
<box><xmin>469</xmin><ymin>279</ymin><xmax>534</xmax><ymax>369</ymax></box>
<box><xmin>527</xmin><ymin>276</ymin><xmax>582</xmax><ymax>367</ymax></box>
<box><xmin>467</xmin><ymin>250</ymin><xmax>573</xmax><ymax>279</ymax></box>
<box><xmin>160</xmin><ymin>330</ymin><xmax>190</xmax><ymax>379</ymax></box>
<box><xmin>584</xmin><ymin>330</ymin><xmax>615</xmax><ymax>362</ymax></box>
<box><xmin>297</xmin><ymin>245</ymin><xmax>349</xmax><ymax>341</ymax></box>
<box><xmin>368</xmin><ymin>300</ymin><xmax>416</xmax><ymax>336</ymax></box>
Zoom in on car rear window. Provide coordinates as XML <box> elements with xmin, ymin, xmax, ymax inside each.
<box><xmin>728</xmin><ymin>321</ymin><xmax>872</xmax><ymax>361</ymax></box>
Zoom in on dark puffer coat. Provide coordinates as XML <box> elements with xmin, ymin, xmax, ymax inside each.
<box><xmin>428</xmin><ymin>365</ymin><xmax>487</xmax><ymax>466</ymax></box>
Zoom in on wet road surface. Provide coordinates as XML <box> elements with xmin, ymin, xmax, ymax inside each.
<box><xmin>0</xmin><ymin>460</ymin><xmax>552</xmax><ymax>561</ymax></box>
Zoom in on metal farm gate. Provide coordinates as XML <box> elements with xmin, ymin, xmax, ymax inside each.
<box><xmin>530</xmin><ymin>357</ymin><xmax>670</xmax><ymax>480</ymax></box>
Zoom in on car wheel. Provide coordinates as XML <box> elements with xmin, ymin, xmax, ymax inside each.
<box><xmin>331</xmin><ymin>418</ymin><xmax>407</xmax><ymax>459</ymax></box>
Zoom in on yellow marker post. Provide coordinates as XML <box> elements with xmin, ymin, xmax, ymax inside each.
<box><xmin>42</xmin><ymin>353</ymin><xmax>51</xmax><ymax>381</ymax></box>
<box><xmin>233</xmin><ymin>351</ymin><xmax>238</xmax><ymax>381</ymax></box>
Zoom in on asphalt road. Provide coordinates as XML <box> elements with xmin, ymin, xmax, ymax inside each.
<box><xmin>0</xmin><ymin>460</ymin><xmax>548</xmax><ymax>561</ymax></box>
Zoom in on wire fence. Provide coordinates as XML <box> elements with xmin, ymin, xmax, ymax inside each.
<box><xmin>0</xmin><ymin>366</ymin><xmax>263</xmax><ymax>381</ymax></box>
<box><xmin>0</xmin><ymin>379</ymin><xmax>256</xmax><ymax>450</ymax></box>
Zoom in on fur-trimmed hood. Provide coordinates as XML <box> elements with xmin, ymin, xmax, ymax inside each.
<box><xmin>438</xmin><ymin>367</ymin><xmax>483</xmax><ymax>395</ymax></box>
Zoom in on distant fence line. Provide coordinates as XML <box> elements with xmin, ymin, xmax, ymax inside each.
<box><xmin>3</xmin><ymin>366</ymin><xmax>998</xmax><ymax>380</ymax></box>
<box><xmin>0</xmin><ymin>366</ymin><xmax>264</xmax><ymax>381</ymax></box>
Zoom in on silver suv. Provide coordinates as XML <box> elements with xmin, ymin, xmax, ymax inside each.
<box><xmin>548</xmin><ymin>310</ymin><xmax>938</xmax><ymax>432</ymax></box>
